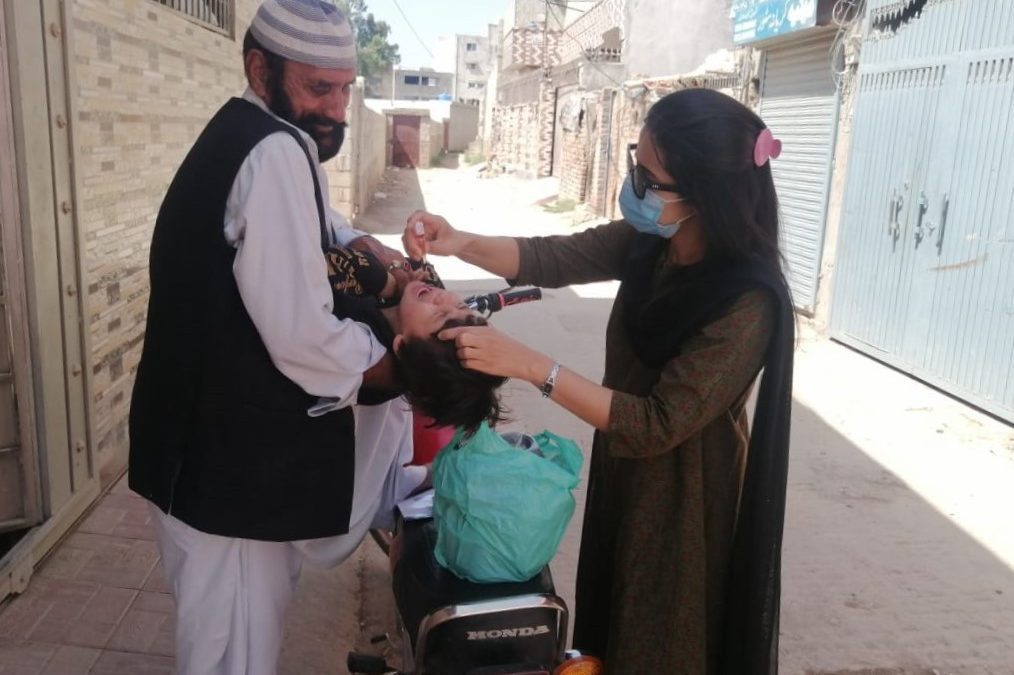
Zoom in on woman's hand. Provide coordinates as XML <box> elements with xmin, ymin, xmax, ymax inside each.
<box><xmin>442</xmin><ymin>324</ymin><xmax>614</xmax><ymax>431</ymax></box>
<box><xmin>403</xmin><ymin>211</ymin><xmax>466</xmax><ymax>260</ymax></box>
<box><xmin>438</xmin><ymin>325</ymin><xmax>554</xmax><ymax>384</ymax></box>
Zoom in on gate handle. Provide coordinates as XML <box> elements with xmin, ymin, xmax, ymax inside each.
<box><xmin>914</xmin><ymin>191</ymin><xmax>929</xmax><ymax>246</ymax></box>
<box><xmin>888</xmin><ymin>190</ymin><xmax>903</xmax><ymax>240</ymax></box>
<box><xmin>888</xmin><ymin>193</ymin><xmax>897</xmax><ymax>236</ymax></box>
<box><xmin>936</xmin><ymin>194</ymin><xmax>949</xmax><ymax>255</ymax></box>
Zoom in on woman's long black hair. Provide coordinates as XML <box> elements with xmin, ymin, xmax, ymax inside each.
<box><xmin>645</xmin><ymin>88</ymin><xmax>786</xmax><ymax>278</ymax></box>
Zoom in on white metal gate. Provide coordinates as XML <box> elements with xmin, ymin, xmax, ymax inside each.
<box><xmin>831</xmin><ymin>0</ymin><xmax>1014</xmax><ymax>422</ymax></box>
<box><xmin>760</xmin><ymin>31</ymin><xmax>841</xmax><ymax>312</ymax></box>
<box><xmin>0</xmin><ymin>1</ymin><xmax>41</xmax><ymax>534</ymax></box>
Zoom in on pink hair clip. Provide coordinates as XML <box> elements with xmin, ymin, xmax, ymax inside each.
<box><xmin>754</xmin><ymin>128</ymin><xmax>783</xmax><ymax>167</ymax></box>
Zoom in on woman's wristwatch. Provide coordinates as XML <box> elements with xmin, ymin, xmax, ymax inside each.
<box><xmin>540</xmin><ymin>362</ymin><xmax>562</xmax><ymax>398</ymax></box>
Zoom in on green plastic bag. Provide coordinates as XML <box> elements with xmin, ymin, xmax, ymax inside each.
<box><xmin>431</xmin><ymin>423</ymin><xmax>583</xmax><ymax>583</ymax></box>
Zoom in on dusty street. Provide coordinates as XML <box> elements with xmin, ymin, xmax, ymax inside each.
<box><xmin>351</xmin><ymin>163</ymin><xmax>1014</xmax><ymax>675</ymax></box>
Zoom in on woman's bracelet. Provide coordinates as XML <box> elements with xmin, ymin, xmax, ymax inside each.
<box><xmin>540</xmin><ymin>362</ymin><xmax>562</xmax><ymax>398</ymax></box>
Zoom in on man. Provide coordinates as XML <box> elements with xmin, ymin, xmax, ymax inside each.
<box><xmin>128</xmin><ymin>2</ymin><xmax>423</xmax><ymax>672</ymax></box>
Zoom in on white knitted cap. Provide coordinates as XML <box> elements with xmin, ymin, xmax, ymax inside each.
<box><xmin>249</xmin><ymin>0</ymin><xmax>357</xmax><ymax>70</ymax></box>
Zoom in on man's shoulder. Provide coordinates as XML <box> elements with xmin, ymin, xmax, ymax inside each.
<box><xmin>206</xmin><ymin>98</ymin><xmax>290</xmax><ymax>141</ymax></box>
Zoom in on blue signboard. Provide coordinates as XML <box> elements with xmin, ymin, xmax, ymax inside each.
<box><xmin>731</xmin><ymin>0</ymin><xmax>824</xmax><ymax>44</ymax></box>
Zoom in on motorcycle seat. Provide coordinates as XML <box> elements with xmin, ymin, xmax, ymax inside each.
<box><xmin>391</xmin><ymin>517</ymin><xmax>556</xmax><ymax>644</ymax></box>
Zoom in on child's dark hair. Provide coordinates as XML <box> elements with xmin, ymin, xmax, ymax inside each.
<box><xmin>395</xmin><ymin>315</ymin><xmax>507</xmax><ymax>434</ymax></box>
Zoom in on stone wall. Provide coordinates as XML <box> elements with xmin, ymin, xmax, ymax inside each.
<box><xmin>72</xmin><ymin>0</ymin><xmax>262</xmax><ymax>470</ymax></box>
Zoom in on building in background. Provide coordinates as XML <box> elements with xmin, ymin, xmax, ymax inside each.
<box><xmin>436</xmin><ymin>32</ymin><xmax>496</xmax><ymax>106</ymax></box>
<box><xmin>508</xmin><ymin>0</ymin><xmax>567</xmax><ymax>30</ymax></box>
<box><xmin>485</xmin><ymin>0</ymin><xmax>741</xmax><ymax>196</ymax></box>
<box><xmin>377</xmin><ymin>67</ymin><xmax>453</xmax><ymax>101</ymax></box>
<box><xmin>624</xmin><ymin>0</ymin><xmax>733</xmax><ymax>80</ymax></box>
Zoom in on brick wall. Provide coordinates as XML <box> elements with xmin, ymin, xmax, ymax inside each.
<box><xmin>559</xmin><ymin>128</ymin><xmax>588</xmax><ymax>203</ymax></box>
<box><xmin>72</xmin><ymin>0</ymin><xmax>263</xmax><ymax>470</ymax></box>
<box><xmin>325</xmin><ymin>80</ymin><xmax>388</xmax><ymax>219</ymax></box>
<box><xmin>585</xmin><ymin>88</ymin><xmax>619</xmax><ymax>217</ymax></box>
<box><xmin>490</xmin><ymin>70</ymin><xmax>557</xmax><ymax>178</ymax></box>
<box><xmin>557</xmin><ymin>93</ymin><xmax>590</xmax><ymax>203</ymax></box>
<box><xmin>491</xmin><ymin>102</ymin><xmax>540</xmax><ymax>177</ymax></box>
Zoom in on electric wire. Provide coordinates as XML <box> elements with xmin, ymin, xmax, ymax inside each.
<box><xmin>391</xmin><ymin>0</ymin><xmax>434</xmax><ymax>58</ymax></box>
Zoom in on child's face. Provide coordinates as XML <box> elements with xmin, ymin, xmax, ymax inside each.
<box><xmin>395</xmin><ymin>281</ymin><xmax>473</xmax><ymax>340</ymax></box>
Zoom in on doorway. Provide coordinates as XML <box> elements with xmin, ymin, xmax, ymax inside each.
<box><xmin>392</xmin><ymin>115</ymin><xmax>421</xmax><ymax>168</ymax></box>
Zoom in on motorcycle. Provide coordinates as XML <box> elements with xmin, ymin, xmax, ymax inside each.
<box><xmin>347</xmin><ymin>288</ymin><xmax>603</xmax><ymax>675</ymax></box>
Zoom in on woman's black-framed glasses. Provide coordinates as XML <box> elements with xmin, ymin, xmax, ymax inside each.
<box><xmin>626</xmin><ymin>143</ymin><xmax>680</xmax><ymax>199</ymax></box>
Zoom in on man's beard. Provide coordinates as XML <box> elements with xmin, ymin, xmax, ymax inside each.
<box><xmin>267</xmin><ymin>75</ymin><xmax>347</xmax><ymax>162</ymax></box>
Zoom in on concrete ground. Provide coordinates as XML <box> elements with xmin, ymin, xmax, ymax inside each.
<box><xmin>0</xmin><ymin>162</ymin><xmax>1012</xmax><ymax>674</ymax></box>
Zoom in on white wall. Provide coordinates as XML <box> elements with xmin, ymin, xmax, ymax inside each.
<box><xmin>623</xmin><ymin>0</ymin><xmax>734</xmax><ymax>79</ymax></box>
<box><xmin>447</xmin><ymin>104</ymin><xmax>480</xmax><ymax>152</ymax></box>
<box><xmin>434</xmin><ymin>35</ymin><xmax>457</xmax><ymax>73</ymax></box>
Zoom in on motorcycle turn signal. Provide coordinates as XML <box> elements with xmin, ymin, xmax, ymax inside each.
<box><xmin>552</xmin><ymin>652</ymin><xmax>604</xmax><ymax>675</ymax></box>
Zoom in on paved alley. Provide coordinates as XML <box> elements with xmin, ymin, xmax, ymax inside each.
<box><xmin>1</xmin><ymin>163</ymin><xmax>1012</xmax><ymax>674</ymax></box>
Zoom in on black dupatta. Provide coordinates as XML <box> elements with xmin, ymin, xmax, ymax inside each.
<box><xmin>618</xmin><ymin>233</ymin><xmax>795</xmax><ymax>675</ymax></box>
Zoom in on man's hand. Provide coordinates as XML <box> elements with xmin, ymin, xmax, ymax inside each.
<box><xmin>348</xmin><ymin>235</ymin><xmax>424</xmax><ymax>299</ymax></box>
<box><xmin>362</xmin><ymin>352</ymin><xmax>399</xmax><ymax>392</ymax></box>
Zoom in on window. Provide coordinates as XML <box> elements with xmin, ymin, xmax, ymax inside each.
<box><xmin>152</xmin><ymin>0</ymin><xmax>234</xmax><ymax>36</ymax></box>
<box><xmin>467</xmin><ymin>82</ymin><xmax>484</xmax><ymax>89</ymax></box>
<box><xmin>404</xmin><ymin>75</ymin><xmax>420</xmax><ymax>85</ymax></box>
<box><xmin>466</xmin><ymin>42</ymin><xmax>478</xmax><ymax>51</ymax></box>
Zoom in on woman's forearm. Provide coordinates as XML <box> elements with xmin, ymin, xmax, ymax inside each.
<box><xmin>457</xmin><ymin>232</ymin><xmax>521</xmax><ymax>280</ymax></box>
<box><xmin>523</xmin><ymin>356</ymin><xmax>613</xmax><ymax>432</ymax></box>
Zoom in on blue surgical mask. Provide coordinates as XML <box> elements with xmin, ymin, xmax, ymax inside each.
<box><xmin>618</xmin><ymin>175</ymin><xmax>694</xmax><ymax>239</ymax></box>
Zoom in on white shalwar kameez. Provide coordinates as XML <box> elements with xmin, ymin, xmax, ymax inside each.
<box><xmin>147</xmin><ymin>89</ymin><xmax>426</xmax><ymax>675</ymax></box>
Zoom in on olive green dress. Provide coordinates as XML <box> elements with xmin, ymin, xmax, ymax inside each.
<box><xmin>513</xmin><ymin>221</ymin><xmax>774</xmax><ymax>674</ymax></box>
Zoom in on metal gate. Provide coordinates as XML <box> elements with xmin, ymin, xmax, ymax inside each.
<box><xmin>759</xmin><ymin>31</ymin><xmax>840</xmax><ymax>312</ymax></box>
<box><xmin>392</xmin><ymin>115</ymin><xmax>421</xmax><ymax>168</ymax></box>
<box><xmin>831</xmin><ymin>0</ymin><xmax>1014</xmax><ymax>421</ymax></box>
<box><xmin>0</xmin><ymin>1</ymin><xmax>41</xmax><ymax>533</ymax></box>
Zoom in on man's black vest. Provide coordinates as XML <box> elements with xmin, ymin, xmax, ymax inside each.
<box><xmin>129</xmin><ymin>98</ymin><xmax>355</xmax><ymax>541</ymax></box>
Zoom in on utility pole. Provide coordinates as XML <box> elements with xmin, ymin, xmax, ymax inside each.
<box><xmin>391</xmin><ymin>57</ymin><xmax>398</xmax><ymax>104</ymax></box>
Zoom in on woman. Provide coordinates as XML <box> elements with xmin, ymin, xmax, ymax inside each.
<box><xmin>402</xmin><ymin>89</ymin><xmax>794</xmax><ymax>674</ymax></box>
